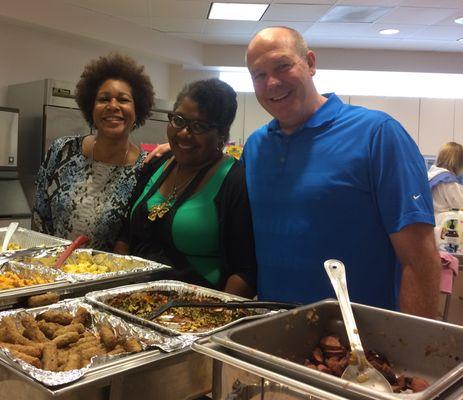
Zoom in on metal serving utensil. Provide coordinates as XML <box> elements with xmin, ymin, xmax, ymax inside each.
<box><xmin>324</xmin><ymin>259</ymin><xmax>392</xmax><ymax>393</ymax></box>
<box><xmin>145</xmin><ymin>300</ymin><xmax>299</xmax><ymax>321</ymax></box>
<box><xmin>1</xmin><ymin>222</ymin><xmax>19</xmax><ymax>252</ymax></box>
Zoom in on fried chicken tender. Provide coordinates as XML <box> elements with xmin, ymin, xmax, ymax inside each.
<box><xmin>72</xmin><ymin>307</ymin><xmax>92</xmax><ymax>327</ymax></box>
<box><xmin>98</xmin><ymin>325</ymin><xmax>117</xmax><ymax>351</ymax></box>
<box><xmin>63</xmin><ymin>349</ymin><xmax>82</xmax><ymax>371</ymax></box>
<box><xmin>122</xmin><ymin>337</ymin><xmax>142</xmax><ymax>353</ymax></box>
<box><xmin>21</xmin><ymin>315</ymin><xmax>49</xmax><ymax>343</ymax></box>
<box><xmin>42</xmin><ymin>343</ymin><xmax>59</xmax><ymax>371</ymax></box>
<box><xmin>0</xmin><ymin>317</ymin><xmax>36</xmax><ymax>346</ymax></box>
<box><xmin>37</xmin><ymin>310</ymin><xmax>73</xmax><ymax>325</ymax></box>
<box><xmin>81</xmin><ymin>345</ymin><xmax>106</xmax><ymax>365</ymax></box>
<box><xmin>53</xmin><ymin>323</ymin><xmax>85</xmax><ymax>339</ymax></box>
<box><xmin>107</xmin><ymin>344</ymin><xmax>126</xmax><ymax>356</ymax></box>
<box><xmin>0</xmin><ymin>342</ymin><xmax>42</xmax><ymax>358</ymax></box>
<box><xmin>27</xmin><ymin>292</ymin><xmax>60</xmax><ymax>308</ymax></box>
<box><xmin>10</xmin><ymin>349</ymin><xmax>42</xmax><ymax>369</ymax></box>
<box><xmin>37</xmin><ymin>320</ymin><xmax>61</xmax><ymax>339</ymax></box>
<box><xmin>52</xmin><ymin>332</ymin><xmax>80</xmax><ymax>348</ymax></box>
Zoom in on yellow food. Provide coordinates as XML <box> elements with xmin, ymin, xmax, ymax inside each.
<box><xmin>6</xmin><ymin>242</ymin><xmax>21</xmax><ymax>251</ymax></box>
<box><xmin>0</xmin><ymin>271</ymin><xmax>53</xmax><ymax>290</ymax></box>
<box><xmin>30</xmin><ymin>253</ymin><xmax>141</xmax><ymax>275</ymax></box>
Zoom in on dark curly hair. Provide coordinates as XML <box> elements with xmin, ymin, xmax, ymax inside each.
<box><xmin>174</xmin><ymin>78</ymin><xmax>237</xmax><ymax>143</ymax></box>
<box><xmin>75</xmin><ymin>53</ymin><xmax>154</xmax><ymax>128</ymax></box>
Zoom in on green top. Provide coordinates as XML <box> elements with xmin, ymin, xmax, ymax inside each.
<box><xmin>132</xmin><ymin>157</ymin><xmax>235</xmax><ymax>285</ymax></box>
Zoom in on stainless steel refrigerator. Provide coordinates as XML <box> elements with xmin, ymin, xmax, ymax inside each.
<box><xmin>7</xmin><ymin>79</ymin><xmax>171</xmax><ymax>207</ymax></box>
<box><xmin>0</xmin><ymin>107</ymin><xmax>31</xmax><ymax>228</ymax></box>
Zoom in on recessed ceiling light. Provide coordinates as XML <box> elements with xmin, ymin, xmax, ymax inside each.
<box><xmin>208</xmin><ymin>3</ymin><xmax>269</xmax><ymax>21</ymax></box>
<box><xmin>458</xmin><ymin>38</ymin><xmax>463</xmax><ymax>42</ymax></box>
<box><xmin>379</xmin><ymin>28</ymin><xmax>400</xmax><ymax>35</ymax></box>
<box><xmin>454</xmin><ymin>17</ymin><xmax>463</xmax><ymax>24</ymax></box>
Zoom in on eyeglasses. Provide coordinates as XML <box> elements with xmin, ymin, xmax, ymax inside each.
<box><xmin>167</xmin><ymin>113</ymin><xmax>220</xmax><ymax>135</ymax></box>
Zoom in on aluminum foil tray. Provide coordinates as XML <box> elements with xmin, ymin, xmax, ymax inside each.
<box><xmin>211</xmin><ymin>300</ymin><xmax>463</xmax><ymax>400</ymax></box>
<box><xmin>0</xmin><ymin>260</ymin><xmax>68</xmax><ymax>289</ymax></box>
<box><xmin>0</xmin><ymin>227</ymin><xmax>70</xmax><ymax>254</ymax></box>
<box><xmin>85</xmin><ymin>280</ymin><xmax>273</xmax><ymax>337</ymax></box>
<box><xmin>8</xmin><ymin>247</ymin><xmax>169</xmax><ymax>282</ymax></box>
<box><xmin>0</xmin><ymin>298</ymin><xmax>195</xmax><ymax>387</ymax></box>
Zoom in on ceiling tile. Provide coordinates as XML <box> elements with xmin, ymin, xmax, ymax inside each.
<box><xmin>262</xmin><ymin>4</ymin><xmax>332</xmax><ymax>22</ymax></box>
<box><xmin>319</xmin><ymin>5</ymin><xmax>392</xmax><ymax>23</ymax></box>
<box><xmin>305</xmin><ymin>22</ymin><xmax>371</xmax><ymax>36</ymax></box>
<box><xmin>67</xmin><ymin>0</ymin><xmax>149</xmax><ymax>17</ymax></box>
<box><xmin>149</xmin><ymin>0</ymin><xmax>209</xmax><ymax>18</ymax></box>
<box><xmin>434</xmin><ymin>9</ymin><xmax>463</xmax><ymax>26</ymax></box>
<box><xmin>369</xmin><ymin>23</ymin><xmax>425</xmax><ymax>38</ymax></box>
<box><xmin>171</xmin><ymin>32</ymin><xmax>251</xmax><ymax>45</ymax></box>
<box><xmin>377</xmin><ymin>7</ymin><xmax>458</xmax><ymax>25</ymax></box>
<box><xmin>253</xmin><ymin>20</ymin><xmax>313</xmax><ymax>34</ymax></box>
<box><xmin>401</xmin><ymin>0</ymin><xmax>463</xmax><ymax>8</ymax></box>
<box><xmin>119</xmin><ymin>16</ymin><xmax>152</xmax><ymax>28</ymax></box>
<box><xmin>150</xmin><ymin>17</ymin><xmax>205</xmax><ymax>33</ymax></box>
<box><xmin>335</xmin><ymin>0</ymin><xmax>402</xmax><ymax>5</ymax></box>
<box><xmin>410</xmin><ymin>25</ymin><xmax>463</xmax><ymax>41</ymax></box>
<box><xmin>203</xmin><ymin>20</ymin><xmax>257</xmax><ymax>35</ymax></box>
<box><xmin>270</xmin><ymin>0</ymin><xmax>335</xmax><ymax>3</ymax></box>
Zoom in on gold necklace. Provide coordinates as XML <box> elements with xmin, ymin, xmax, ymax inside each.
<box><xmin>91</xmin><ymin>136</ymin><xmax>130</xmax><ymax>165</ymax></box>
<box><xmin>147</xmin><ymin>165</ymin><xmax>197</xmax><ymax>221</ymax></box>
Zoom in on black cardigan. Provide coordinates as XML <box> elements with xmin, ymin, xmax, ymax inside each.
<box><xmin>118</xmin><ymin>153</ymin><xmax>257</xmax><ymax>292</ymax></box>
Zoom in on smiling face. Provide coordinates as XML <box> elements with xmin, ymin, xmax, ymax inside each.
<box><xmin>92</xmin><ymin>79</ymin><xmax>136</xmax><ymax>140</ymax></box>
<box><xmin>167</xmin><ymin>97</ymin><xmax>222</xmax><ymax>168</ymax></box>
<box><xmin>247</xmin><ymin>29</ymin><xmax>318</xmax><ymax>133</ymax></box>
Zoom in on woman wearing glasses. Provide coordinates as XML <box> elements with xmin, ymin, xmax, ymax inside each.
<box><xmin>114</xmin><ymin>79</ymin><xmax>256</xmax><ymax>298</ymax></box>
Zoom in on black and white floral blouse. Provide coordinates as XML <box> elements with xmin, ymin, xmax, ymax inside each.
<box><xmin>33</xmin><ymin>135</ymin><xmax>145</xmax><ymax>251</ymax></box>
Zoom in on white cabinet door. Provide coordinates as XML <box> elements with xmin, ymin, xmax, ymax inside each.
<box><xmin>419</xmin><ymin>98</ymin><xmax>455</xmax><ymax>156</ymax></box>
<box><xmin>350</xmin><ymin>95</ymin><xmax>420</xmax><ymax>144</ymax></box>
<box><xmin>453</xmin><ymin>100</ymin><xmax>463</xmax><ymax>145</ymax></box>
<box><xmin>229</xmin><ymin>92</ymin><xmax>245</xmax><ymax>145</ymax></box>
<box><xmin>243</xmin><ymin>93</ymin><xmax>272</xmax><ymax>142</ymax></box>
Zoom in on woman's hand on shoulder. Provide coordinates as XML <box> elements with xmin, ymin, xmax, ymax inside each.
<box><xmin>143</xmin><ymin>143</ymin><xmax>171</xmax><ymax>164</ymax></box>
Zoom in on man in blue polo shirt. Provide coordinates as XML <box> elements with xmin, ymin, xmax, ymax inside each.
<box><xmin>243</xmin><ymin>27</ymin><xmax>441</xmax><ymax>317</ymax></box>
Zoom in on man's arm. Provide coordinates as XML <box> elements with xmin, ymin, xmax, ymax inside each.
<box><xmin>389</xmin><ymin>223</ymin><xmax>441</xmax><ymax>319</ymax></box>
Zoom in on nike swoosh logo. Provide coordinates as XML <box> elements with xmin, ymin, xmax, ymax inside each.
<box><xmin>413</xmin><ymin>195</ymin><xmax>421</xmax><ymax>200</ymax></box>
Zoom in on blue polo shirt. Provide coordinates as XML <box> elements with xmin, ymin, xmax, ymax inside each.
<box><xmin>242</xmin><ymin>93</ymin><xmax>434</xmax><ymax>310</ymax></box>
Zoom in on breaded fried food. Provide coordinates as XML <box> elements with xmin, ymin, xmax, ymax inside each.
<box><xmin>37</xmin><ymin>310</ymin><xmax>73</xmax><ymax>325</ymax></box>
<box><xmin>107</xmin><ymin>344</ymin><xmax>126</xmax><ymax>356</ymax></box>
<box><xmin>53</xmin><ymin>323</ymin><xmax>85</xmax><ymax>339</ymax></box>
<box><xmin>10</xmin><ymin>349</ymin><xmax>42</xmax><ymax>369</ymax></box>
<box><xmin>122</xmin><ymin>337</ymin><xmax>142</xmax><ymax>353</ymax></box>
<box><xmin>72</xmin><ymin>307</ymin><xmax>92</xmax><ymax>327</ymax></box>
<box><xmin>98</xmin><ymin>325</ymin><xmax>117</xmax><ymax>351</ymax></box>
<box><xmin>21</xmin><ymin>315</ymin><xmax>49</xmax><ymax>343</ymax></box>
<box><xmin>27</xmin><ymin>292</ymin><xmax>60</xmax><ymax>308</ymax></box>
<box><xmin>52</xmin><ymin>332</ymin><xmax>80</xmax><ymax>348</ymax></box>
<box><xmin>37</xmin><ymin>320</ymin><xmax>61</xmax><ymax>339</ymax></box>
<box><xmin>42</xmin><ymin>343</ymin><xmax>59</xmax><ymax>371</ymax></box>
<box><xmin>0</xmin><ymin>342</ymin><xmax>42</xmax><ymax>358</ymax></box>
<box><xmin>63</xmin><ymin>350</ymin><xmax>82</xmax><ymax>371</ymax></box>
<box><xmin>1</xmin><ymin>316</ymin><xmax>36</xmax><ymax>346</ymax></box>
<box><xmin>81</xmin><ymin>345</ymin><xmax>106</xmax><ymax>365</ymax></box>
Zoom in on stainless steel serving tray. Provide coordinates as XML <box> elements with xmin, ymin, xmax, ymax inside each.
<box><xmin>85</xmin><ymin>280</ymin><xmax>273</xmax><ymax>337</ymax></box>
<box><xmin>211</xmin><ymin>299</ymin><xmax>463</xmax><ymax>400</ymax></box>
<box><xmin>0</xmin><ymin>227</ymin><xmax>70</xmax><ymax>253</ymax></box>
<box><xmin>0</xmin><ymin>298</ymin><xmax>194</xmax><ymax>387</ymax></box>
<box><xmin>8</xmin><ymin>247</ymin><xmax>170</xmax><ymax>283</ymax></box>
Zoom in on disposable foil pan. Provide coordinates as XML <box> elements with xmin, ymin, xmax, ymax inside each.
<box><xmin>85</xmin><ymin>280</ymin><xmax>273</xmax><ymax>337</ymax></box>
<box><xmin>0</xmin><ymin>298</ymin><xmax>195</xmax><ymax>387</ymax></box>
<box><xmin>8</xmin><ymin>247</ymin><xmax>169</xmax><ymax>282</ymax></box>
<box><xmin>0</xmin><ymin>227</ymin><xmax>70</xmax><ymax>254</ymax></box>
<box><xmin>0</xmin><ymin>260</ymin><xmax>68</xmax><ymax>287</ymax></box>
<box><xmin>211</xmin><ymin>299</ymin><xmax>463</xmax><ymax>400</ymax></box>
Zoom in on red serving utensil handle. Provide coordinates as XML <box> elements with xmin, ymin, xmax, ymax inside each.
<box><xmin>54</xmin><ymin>235</ymin><xmax>89</xmax><ymax>269</ymax></box>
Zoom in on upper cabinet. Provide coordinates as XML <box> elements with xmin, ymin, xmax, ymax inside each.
<box><xmin>419</xmin><ymin>99</ymin><xmax>454</xmax><ymax>156</ymax></box>
<box><xmin>350</xmin><ymin>96</ymin><xmax>420</xmax><ymax>144</ymax></box>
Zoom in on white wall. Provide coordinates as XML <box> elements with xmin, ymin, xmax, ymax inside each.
<box><xmin>0</xmin><ymin>19</ymin><xmax>170</xmax><ymax>106</ymax></box>
<box><xmin>168</xmin><ymin>66</ymin><xmax>220</xmax><ymax>100</ymax></box>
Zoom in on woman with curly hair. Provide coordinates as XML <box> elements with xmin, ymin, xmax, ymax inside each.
<box><xmin>33</xmin><ymin>53</ymin><xmax>154</xmax><ymax>250</ymax></box>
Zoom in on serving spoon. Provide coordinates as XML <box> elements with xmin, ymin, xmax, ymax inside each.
<box><xmin>1</xmin><ymin>222</ymin><xmax>19</xmax><ymax>252</ymax></box>
<box><xmin>324</xmin><ymin>259</ymin><xmax>392</xmax><ymax>393</ymax></box>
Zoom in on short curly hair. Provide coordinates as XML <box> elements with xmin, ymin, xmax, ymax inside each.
<box><xmin>174</xmin><ymin>78</ymin><xmax>237</xmax><ymax>143</ymax></box>
<box><xmin>75</xmin><ymin>53</ymin><xmax>155</xmax><ymax>128</ymax></box>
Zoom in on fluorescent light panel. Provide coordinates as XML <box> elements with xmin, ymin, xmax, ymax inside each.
<box><xmin>379</xmin><ymin>29</ymin><xmax>399</xmax><ymax>35</ymax></box>
<box><xmin>454</xmin><ymin>17</ymin><xmax>463</xmax><ymax>24</ymax></box>
<box><xmin>208</xmin><ymin>3</ymin><xmax>269</xmax><ymax>21</ymax></box>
